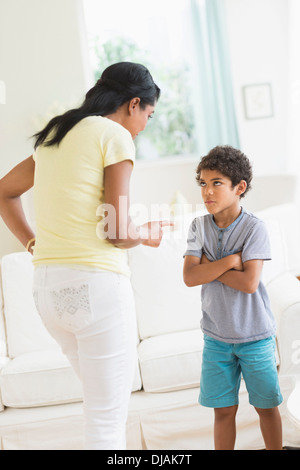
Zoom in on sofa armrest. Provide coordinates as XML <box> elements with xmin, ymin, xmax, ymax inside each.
<box><xmin>0</xmin><ymin>262</ymin><xmax>8</xmax><ymax>412</ymax></box>
<box><xmin>266</xmin><ymin>272</ymin><xmax>300</xmax><ymax>377</ymax></box>
<box><xmin>0</xmin><ymin>266</ymin><xmax>7</xmax><ymax>359</ymax></box>
<box><xmin>0</xmin><ymin>357</ymin><xmax>9</xmax><ymax>412</ymax></box>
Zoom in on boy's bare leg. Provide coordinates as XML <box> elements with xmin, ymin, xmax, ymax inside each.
<box><xmin>255</xmin><ymin>406</ymin><xmax>282</xmax><ymax>450</ymax></box>
<box><xmin>214</xmin><ymin>405</ymin><xmax>238</xmax><ymax>450</ymax></box>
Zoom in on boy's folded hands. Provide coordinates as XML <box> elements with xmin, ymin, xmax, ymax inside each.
<box><xmin>201</xmin><ymin>252</ymin><xmax>243</xmax><ymax>271</ymax></box>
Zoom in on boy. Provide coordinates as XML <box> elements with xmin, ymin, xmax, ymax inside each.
<box><xmin>183</xmin><ymin>145</ymin><xmax>283</xmax><ymax>450</ymax></box>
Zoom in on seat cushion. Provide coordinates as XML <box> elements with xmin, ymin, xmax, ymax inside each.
<box><xmin>138</xmin><ymin>329</ymin><xmax>203</xmax><ymax>393</ymax></box>
<box><xmin>0</xmin><ymin>350</ymin><xmax>82</xmax><ymax>408</ymax></box>
<box><xmin>0</xmin><ymin>349</ymin><xmax>142</xmax><ymax>408</ymax></box>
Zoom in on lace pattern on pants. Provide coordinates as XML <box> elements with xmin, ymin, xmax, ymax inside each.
<box><xmin>50</xmin><ymin>284</ymin><xmax>90</xmax><ymax>319</ymax></box>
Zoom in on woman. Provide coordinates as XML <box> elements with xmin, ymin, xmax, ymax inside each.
<box><xmin>0</xmin><ymin>62</ymin><xmax>171</xmax><ymax>449</ymax></box>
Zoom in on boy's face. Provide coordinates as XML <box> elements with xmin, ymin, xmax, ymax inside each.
<box><xmin>199</xmin><ymin>169</ymin><xmax>246</xmax><ymax>215</ymax></box>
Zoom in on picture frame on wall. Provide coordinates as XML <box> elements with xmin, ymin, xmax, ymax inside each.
<box><xmin>242</xmin><ymin>83</ymin><xmax>273</xmax><ymax>120</ymax></box>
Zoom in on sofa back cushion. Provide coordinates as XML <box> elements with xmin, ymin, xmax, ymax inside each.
<box><xmin>128</xmin><ymin>219</ymin><xmax>202</xmax><ymax>340</ymax></box>
<box><xmin>1</xmin><ymin>252</ymin><xmax>59</xmax><ymax>358</ymax></box>
<box><xmin>255</xmin><ymin>203</ymin><xmax>299</xmax><ymax>280</ymax></box>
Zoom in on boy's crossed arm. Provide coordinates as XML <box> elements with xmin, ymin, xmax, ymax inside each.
<box><xmin>217</xmin><ymin>257</ymin><xmax>263</xmax><ymax>294</ymax></box>
<box><xmin>183</xmin><ymin>253</ymin><xmax>263</xmax><ymax>294</ymax></box>
<box><xmin>183</xmin><ymin>253</ymin><xmax>242</xmax><ymax>287</ymax></box>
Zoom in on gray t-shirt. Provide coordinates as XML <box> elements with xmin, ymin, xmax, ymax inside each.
<box><xmin>184</xmin><ymin>208</ymin><xmax>276</xmax><ymax>343</ymax></box>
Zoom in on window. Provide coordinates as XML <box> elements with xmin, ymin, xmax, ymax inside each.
<box><xmin>83</xmin><ymin>0</ymin><xmax>240</xmax><ymax>160</ymax></box>
<box><xmin>83</xmin><ymin>0</ymin><xmax>198</xmax><ymax>159</ymax></box>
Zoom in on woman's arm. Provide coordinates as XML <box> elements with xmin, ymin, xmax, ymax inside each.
<box><xmin>0</xmin><ymin>156</ymin><xmax>35</xmax><ymax>253</ymax></box>
<box><xmin>103</xmin><ymin>160</ymin><xmax>172</xmax><ymax>249</ymax></box>
<box><xmin>183</xmin><ymin>252</ymin><xmax>243</xmax><ymax>287</ymax></box>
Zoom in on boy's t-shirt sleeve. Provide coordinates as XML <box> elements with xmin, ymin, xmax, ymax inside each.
<box><xmin>184</xmin><ymin>217</ymin><xmax>204</xmax><ymax>258</ymax></box>
<box><xmin>242</xmin><ymin>219</ymin><xmax>271</xmax><ymax>263</ymax></box>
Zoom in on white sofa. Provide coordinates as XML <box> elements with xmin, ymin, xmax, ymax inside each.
<box><xmin>0</xmin><ymin>203</ymin><xmax>300</xmax><ymax>450</ymax></box>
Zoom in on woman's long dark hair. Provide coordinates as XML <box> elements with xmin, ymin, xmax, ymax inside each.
<box><xmin>33</xmin><ymin>62</ymin><xmax>160</xmax><ymax>149</ymax></box>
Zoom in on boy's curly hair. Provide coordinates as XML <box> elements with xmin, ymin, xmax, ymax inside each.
<box><xmin>195</xmin><ymin>145</ymin><xmax>253</xmax><ymax>198</ymax></box>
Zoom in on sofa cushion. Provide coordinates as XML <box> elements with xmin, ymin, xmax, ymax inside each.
<box><xmin>129</xmin><ymin>231</ymin><xmax>202</xmax><ymax>340</ymax></box>
<box><xmin>254</xmin><ymin>207</ymin><xmax>289</xmax><ymax>285</ymax></box>
<box><xmin>1</xmin><ymin>253</ymin><xmax>59</xmax><ymax>357</ymax></box>
<box><xmin>138</xmin><ymin>329</ymin><xmax>203</xmax><ymax>393</ymax></box>
<box><xmin>0</xmin><ymin>349</ymin><xmax>142</xmax><ymax>408</ymax></box>
<box><xmin>0</xmin><ymin>350</ymin><xmax>82</xmax><ymax>408</ymax></box>
<box><xmin>255</xmin><ymin>203</ymin><xmax>300</xmax><ymax>278</ymax></box>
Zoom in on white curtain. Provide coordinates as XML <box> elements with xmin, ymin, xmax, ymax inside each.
<box><xmin>189</xmin><ymin>0</ymin><xmax>240</xmax><ymax>153</ymax></box>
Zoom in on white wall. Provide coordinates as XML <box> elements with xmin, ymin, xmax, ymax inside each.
<box><xmin>225</xmin><ymin>0</ymin><xmax>289</xmax><ymax>175</ymax></box>
<box><xmin>287</xmin><ymin>0</ymin><xmax>300</xmax><ymax>178</ymax></box>
<box><xmin>130</xmin><ymin>156</ymin><xmax>297</xmax><ymax>215</ymax></box>
<box><xmin>0</xmin><ymin>0</ymin><xmax>93</xmax><ymax>257</ymax></box>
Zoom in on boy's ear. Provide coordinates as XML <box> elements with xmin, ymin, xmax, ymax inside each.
<box><xmin>236</xmin><ymin>180</ymin><xmax>247</xmax><ymax>196</ymax></box>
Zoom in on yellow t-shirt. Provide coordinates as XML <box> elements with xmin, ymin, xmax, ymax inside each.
<box><xmin>32</xmin><ymin>116</ymin><xmax>135</xmax><ymax>277</ymax></box>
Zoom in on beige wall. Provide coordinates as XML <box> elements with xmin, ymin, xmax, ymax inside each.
<box><xmin>131</xmin><ymin>157</ymin><xmax>298</xmax><ymax>213</ymax></box>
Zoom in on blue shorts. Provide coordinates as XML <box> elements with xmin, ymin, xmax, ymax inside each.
<box><xmin>199</xmin><ymin>335</ymin><xmax>283</xmax><ymax>409</ymax></box>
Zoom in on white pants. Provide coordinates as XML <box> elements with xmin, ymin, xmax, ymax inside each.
<box><xmin>33</xmin><ymin>265</ymin><xmax>137</xmax><ymax>450</ymax></box>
